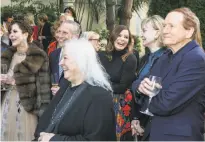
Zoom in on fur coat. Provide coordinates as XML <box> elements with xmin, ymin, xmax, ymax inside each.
<box><xmin>1</xmin><ymin>43</ymin><xmax>51</xmax><ymax>117</ymax></box>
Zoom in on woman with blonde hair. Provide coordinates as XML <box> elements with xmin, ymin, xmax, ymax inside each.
<box><xmin>24</xmin><ymin>13</ymin><xmax>38</xmax><ymax>41</ymax></box>
<box><xmin>131</xmin><ymin>15</ymin><xmax>165</xmax><ymax>141</ymax></box>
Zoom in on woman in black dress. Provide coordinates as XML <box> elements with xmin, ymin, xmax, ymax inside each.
<box><xmin>98</xmin><ymin>25</ymin><xmax>137</xmax><ymax>141</ymax></box>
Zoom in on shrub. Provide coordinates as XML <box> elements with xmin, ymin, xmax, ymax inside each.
<box><xmin>148</xmin><ymin>0</ymin><xmax>205</xmax><ymax>49</ymax></box>
<box><xmin>1</xmin><ymin>1</ymin><xmax>59</xmax><ymax>24</ymax></box>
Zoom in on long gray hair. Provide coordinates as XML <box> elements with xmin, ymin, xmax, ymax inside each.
<box><xmin>63</xmin><ymin>39</ymin><xmax>112</xmax><ymax>92</ymax></box>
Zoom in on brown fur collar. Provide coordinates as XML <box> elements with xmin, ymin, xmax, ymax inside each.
<box><xmin>1</xmin><ymin>43</ymin><xmax>48</xmax><ymax>74</ymax></box>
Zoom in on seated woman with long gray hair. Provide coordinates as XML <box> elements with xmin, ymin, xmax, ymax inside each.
<box><xmin>34</xmin><ymin>39</ymin><xmax>116</xmax><ymax>141</ymax></box>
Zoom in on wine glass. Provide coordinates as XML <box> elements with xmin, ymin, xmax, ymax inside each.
<box><xmin>134</xmin><ymin>133</ymin><xmax>138</xmax><ymax>142</ymax></box>
<box><xmin>140</xmin><ymin>75</ymin><xmax>162</xmax><ymax>116</ymax></box>
<box><xmin>1</xmin><ymin>64</ymin><xmax>7</xmax><ymax>90</ymax></box>
<box><xmin>51</xmin><ymin>73</ymin><xmax>59</xmax><ymax>88</ymax></box>
<box><xmin>132</xmin><ymin>121</ymin><xmax>144</xmax><ymax>141</ymax></box>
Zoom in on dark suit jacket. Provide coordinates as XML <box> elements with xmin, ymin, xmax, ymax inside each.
<box><xmin>145</xmin><ymin>40</ymin><xmax>205</xmax><ymax>141</ymax></box>
<box><xmin>34</xmin><ymin>83</ymin><xmax>116</xmax><ymax>141</ymax></box>
<box><xmin>49</xmin><ymin>48</ymin><xmax>68</xmax><ymax>88</ymax></box>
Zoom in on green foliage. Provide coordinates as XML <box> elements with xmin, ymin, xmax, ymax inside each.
<box><xmin>116</xmin><ymin>0</ymin><xmax>149</xmax><ymax>24</ymax></box>
<box><xmin>74</xmin><ymin>0</ymin><xmax>106</xmax><ymax>30</ymax></box>
<box><xmin>148</xmin><ymin>0</ymin><xmax>205</xmax><ymax>49</ymax></box>
<box><xmin>1</xmin><ymin>0</ymin><xmax>59</xmax><ymax>24</ymax></box>
<box><xmin>94</xmin><ymin>28</ymin><xmax>110</xmax><ymax>40</ymax></box>
<box><xmin>132</xmin><ymin>0</ymin><xmax>149</xmax><ymax>12</ymax></box>
<box><xmin>134</xmin><ymin>36</ymin><xmax>142</xmax><ymax>52</ymax></box>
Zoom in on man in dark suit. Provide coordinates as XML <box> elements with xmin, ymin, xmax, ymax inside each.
<box><xmin>49</xmin><ymin>48</ymin><xmax>67</xmax><ymax>87</ymax></box>
<box><xmin>137</xmin><ymin>8</ymin><xmax>205</xmax><ymax>141</ymax></box>
<box><xmin>49</xmin><ymin>20</ymin><xmax>81</xmax><ymax>96</ymax></box>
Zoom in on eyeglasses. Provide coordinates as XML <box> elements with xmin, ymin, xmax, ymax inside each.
<box><xmin>89</xmin><ymin>38</ymin><xmax>100</xmax><ymax>42</ymax></box>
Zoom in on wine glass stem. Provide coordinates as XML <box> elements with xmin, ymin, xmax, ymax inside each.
<box><xmin>147</xmin><ymin>97</ymin><xmax>153</xmax><ymax>110</ymax></box>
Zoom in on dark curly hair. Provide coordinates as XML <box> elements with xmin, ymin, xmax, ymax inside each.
<box><xmin>1</xmin><ymin>12</ymin><xmax>13</xmax><ymax>23</ymax></box>
<box><xmin>8</xmin><ymin>20</ymin><xmax>33</xmax><ymax>43</ymax></box>
<box><xmin>64</xmin><ymin>7</ymin><xmax>77</xmax><ymax>20</ymax></box>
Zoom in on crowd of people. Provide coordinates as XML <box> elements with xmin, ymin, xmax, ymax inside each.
<box><xmin>1</xmin><ymin>6</ymin><xmax>205</xmax><ymax>141</ymax></box>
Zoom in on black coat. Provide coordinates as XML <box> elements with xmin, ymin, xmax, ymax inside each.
<box><xmin>40</xmin><ymin>22</ymin><xmax>52</xmax><ymax>51</ymax></box>
<box><xmin>34</xmin><ymin>83</ymin><xmax>116</xmax><ymax>141</ymax></box>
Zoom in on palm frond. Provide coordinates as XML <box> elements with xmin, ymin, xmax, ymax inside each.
<box><xmin>132</xmin><ymin>0</ymin><xmax>149</xmax><ymax>12</ymax></box>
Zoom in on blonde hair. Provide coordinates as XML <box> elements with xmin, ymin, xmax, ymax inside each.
<box><xmin>171</xmin><ymin>7</ymin><xmax>202</xmax><ymax>47</ymax></box>
<box><xmin>38</xmin><ymin>13</ymin><xmax>48</xmax><ymax>22</ymax></box>
<box><xmin>51</xmin><ymin>20</ymin><xmax>61</xmax><ymax>37</ymax></box>
<box><xmin>59</xmin><ymin>14</ymin><xmax>66</xmax><ymax>22</ymax></box>
<box><xmin>80</xmin><ymin>31</ymin><xmax>99</xmax><ymax>40</ymax></box>
<box><xmin>24</xmin><ymin>13</ymin><xmax>35</xmax><ymax>25</ymax></box>
<box><xmin>88</xmin><ymin>31</ymin><xmax>100</xmax><ymax>40</ymax></box>
<box><xmin>141</xmin><ymin>15</ymin><xmax>165</xmax><ymax>46</ymax></box>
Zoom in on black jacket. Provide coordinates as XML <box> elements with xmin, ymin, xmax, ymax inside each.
<box><xmin>34</xmin><ymin>82</ymin><xmax>116</xmax><ymax>141</ymax></box>
<box><xmin>40</xmin><ymin>22</ymin><xmax>52</xmax><ymax>51</ymax></box>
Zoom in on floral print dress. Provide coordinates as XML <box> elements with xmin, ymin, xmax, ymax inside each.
<box><xmin>113</xmin><ymin>90</ymin><xmax>133</xmax><ymax>140</ymax></box>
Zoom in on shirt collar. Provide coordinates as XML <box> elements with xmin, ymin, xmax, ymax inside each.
<box><xmin>60</xmin><ymin>47</ymin><xmax>64</xmax><ymax>61</ymax></box>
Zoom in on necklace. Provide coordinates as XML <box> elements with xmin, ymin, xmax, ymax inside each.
<box><xmin>16</xmin><ymin>52</ymin><xmax>26</xmax><ymax>56</ymax></box>
<box><xmin>50</xmin><ymin>87</ymin><xmax>77</xmax><ymax>125</ymax></box>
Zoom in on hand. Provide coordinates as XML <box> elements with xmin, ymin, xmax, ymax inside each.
<box><xmin>0</xmin><ymin>29</ymin><xmax>4</xmax><ymax>37</ymax></box>
<box><xmin>1</xmin><ymin>74</ymin><xmax>7</xmax><ymax>84</ymax></box>
<box><xmin>38</xmin><ymin>36</ymin><xmax>45</xmax><ymax>41</ymax></box>
<box><xmin>6</xmin><ymin>75</ymin><xmax>15</xmax><ymax>85</ymax></box>
<box><xmin>38</xmin><ymin>132</ymin><xmax>55</xmax><ymax>142</ymax></box>
<box><xmin>1</xmin><ymin>74</ymin><xmax>15</xmax><ymax>85</ymax></box>
<box><xmin>138</xmin><ymin>78</ymin><xmax>162</xmax><ymax>97</ymax></box>
<box><xmin>38</xmin><ymin>36</ymin><xmax>42</xmax><ymax>41</ymax></box>
<box><xmin>131</xmin><ymin>120</ymin><xmax>144</xmax><ymax>136</ymax></box>
<box><xmin>51</xmin><ymin>86</ymin><xmax>60</xmax><ymax>95</ymax></box>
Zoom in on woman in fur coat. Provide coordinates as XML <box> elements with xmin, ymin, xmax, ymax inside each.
<box><xmin>1</xmin><ymin>20</ymin><xmax>51</xmax><ymax>141</ymax></box>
